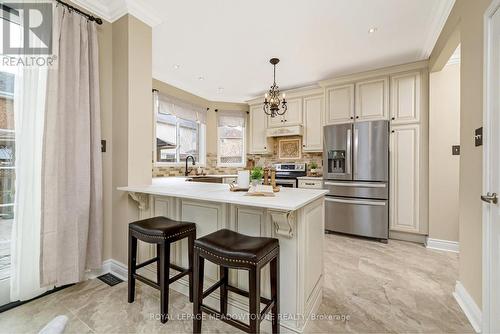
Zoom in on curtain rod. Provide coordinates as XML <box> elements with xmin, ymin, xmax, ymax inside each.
<box><xmin>55</xmin><ymin>0</ymin><xmax>103</xmax><ymax>25</ymax></box>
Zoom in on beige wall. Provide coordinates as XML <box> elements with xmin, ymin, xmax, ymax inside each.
<box><xmin>97</xmin><ymin>20</ymin><xmax>113</xmax><ymax>261</ymax></box>
<box><xmin>429</xmin><ymin>62</ymin><xmax>460</xmax><ymax>242</ymax></box>
<box><xmin>430</xmin><ymin>0</ymin><xmax>493</xmax><ymax>307</ymax></box>
<box><xmin>110</xmin><ymin>15</ymin><xmax>153</xmax><ymax>265</ymax></box>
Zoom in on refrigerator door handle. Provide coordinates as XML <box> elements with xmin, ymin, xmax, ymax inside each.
<box><xmin>325</xmin><ymin>197</ymin><xmax>386</xmax><ymax>206</ymax></box>
<box><xmin>353</xmin><ymin>126</ymin><xmax>359</xmax><ymax>178</ymax></box>
<box><xmin>346</xmin><ymin>128</ymin><xmax>352</xmax><ymax>175</ymax></box>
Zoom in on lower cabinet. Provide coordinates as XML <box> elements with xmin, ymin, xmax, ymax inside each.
<box><xmin>389</xmin><ymin>124</ymin><xmax>420</xmax><ymax>233</ymax></box>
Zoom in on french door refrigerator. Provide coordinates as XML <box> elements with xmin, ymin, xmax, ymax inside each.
<box><xmin>323</xmin><ymin>120</ymin><xmax>389</xmax><ymax>242</ymax></box>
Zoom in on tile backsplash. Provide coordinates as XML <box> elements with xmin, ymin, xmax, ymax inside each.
<box><xmin>152</xmin><ymin>136</ymin><xmax>323</xmax><ymax>177</ymax></box>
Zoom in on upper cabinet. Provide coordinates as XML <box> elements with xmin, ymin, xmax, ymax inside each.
<box><xmin>268</xmin><ymin>97</ymin><xmax>303</xmax><ymax>127</ymax></box>
<box><xmin>249</xmin><ymin>104</ymin><xmax>271</xmax><ymax>154</ymax></box>
<box><xmin>390</xmin><ymin>71</ymin><xmax>421</xmax><ymax>124</ymax></box>
<box><xmin>303</xmin><ymin>95</ymin><xmax>324</xmax><ymax>152</ymax></box>
<box><xmin>325</xmin><ymin>84</ymin><xmax>354</xmax><ymax>124</ymax></box>
<box><xmin>355</xmin><ymin>77</ymin><xmax>389</xmax><ymax>121</ymax></box>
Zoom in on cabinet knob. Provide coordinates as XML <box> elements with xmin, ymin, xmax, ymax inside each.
<box><xmin>391</xmin><ymin>130</ymin><xmax>395</xmax><ymax>133</ymax></box>
<box><xmin>356</xmin><ymin>116</ymin><xmax>359</xmax><ymax>119</ymax></box>
<box><xmin>350</xmin><ymin>116</ymin><xmax>354</xmax><ymax>120</ymax></box>
<box><xmin>391</xmin><ymin>117</ymin><xmax>395</xmax><ymax>121</ymax></box>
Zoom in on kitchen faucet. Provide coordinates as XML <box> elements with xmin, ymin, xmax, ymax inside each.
<box><xmin>185</xmin><ymin>155</ymin><xmax>196</xmax><ymax>176</ymax></box>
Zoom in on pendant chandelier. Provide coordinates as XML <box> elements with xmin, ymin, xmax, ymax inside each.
<box><xmin>263</xmin><ymin>58</ymin><xmax>287</xmax><ymax>118</ymax></box>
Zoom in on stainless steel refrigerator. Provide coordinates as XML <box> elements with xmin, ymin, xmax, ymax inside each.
<box><xmin>323</xmin><ymin>120</ymin><xmax>389</xmax><ymax>242</ymax></box>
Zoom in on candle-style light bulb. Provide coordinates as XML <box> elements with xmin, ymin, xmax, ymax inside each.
<box><xmin>282</xmin><ymin>93</ymin><xmax>286</xmax><ymax>99</ymax></box>
<box><xmin>265</xmin><ymin>93</ymin><xmax>268</xmax><ymax>99</ymax></box>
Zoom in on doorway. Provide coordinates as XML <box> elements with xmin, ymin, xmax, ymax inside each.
<box><xmin>482</xmin><ymin>1</ymin><xmax>500</xmax><ymax>333</ymax></box>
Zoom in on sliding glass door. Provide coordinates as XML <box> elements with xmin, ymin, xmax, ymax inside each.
<box><xmin>0</xmin><ymin>62</ymin><xmax>16</xmax><ymax>307</ymax></box>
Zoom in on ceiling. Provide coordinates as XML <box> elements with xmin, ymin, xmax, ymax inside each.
<box><xmin>77</xmin><ymin>0</ymin><xmax>455</xmax><ymax>103</ymax></box>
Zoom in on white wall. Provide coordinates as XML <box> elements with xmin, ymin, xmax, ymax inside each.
<box><xmin>429</xmin><ymin>61</ymin><xmax>460</xmax><ymax>242</ymax></box>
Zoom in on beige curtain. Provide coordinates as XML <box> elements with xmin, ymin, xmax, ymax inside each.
<box><xmin>40</xmin><ymin>5</ymin><xmax>103</xmax><ymax>286</ymax></box>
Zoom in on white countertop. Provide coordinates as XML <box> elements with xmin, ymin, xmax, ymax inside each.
<box><xmin>118</xmin><ymin>177</ymin><xmax>328</xmax><ymax>211</ymax></box>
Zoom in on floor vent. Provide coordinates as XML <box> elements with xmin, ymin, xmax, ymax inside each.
<box><xmin>97</xmin><ymin>273</ymin><xmax>123</xmax><ymax>286</ymax></box>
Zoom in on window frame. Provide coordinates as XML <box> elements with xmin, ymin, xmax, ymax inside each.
<box><xmin>153</xmin><ymin>98</ymin><xmax>206</xmax><ymax>167</ymax></box>
<box><xmin>216</xmin><ymin>113</ymin><xmax>246</xmax><ymax>168</ymax></box>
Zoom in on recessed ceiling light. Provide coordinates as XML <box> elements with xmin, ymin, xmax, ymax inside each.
<box><xmin>198</xmin><ymin>76</ymin><xmax>204</xmax><ymax>81</ymax></box>
<box><xmin>173</xmin><ymin>64</ymin><xmax>180</xmax><ymax>69</ymax></box>
<box><xmin>368</xmin><ymin>27</ymin><xmax>378</xmax><ymax>34</ymax></box>
<box><xmin>217</xmin><ymin>87</ymin><xmax>224</xmax><ymax>93</ymax></box>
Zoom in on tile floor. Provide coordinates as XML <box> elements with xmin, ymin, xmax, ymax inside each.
<box><xmin>0</xmin><ymin>233</ymin><xmax>474</xmax><ymax>333</ymax></box>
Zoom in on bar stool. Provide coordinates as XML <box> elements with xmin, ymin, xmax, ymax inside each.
<box><xmin>128</xmin><ymin>216</ymin><xmax>196</xmax><ymax>323</ymax></box>
<box><xmin>193</xmin><ymin>229</ymin><xmax>280</xmax><ymax>334</ymax></box>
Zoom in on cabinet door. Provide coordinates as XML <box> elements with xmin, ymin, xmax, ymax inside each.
<box><xmin>268</xmin><ymin>113</ymin><xmax>284</xmax><ymax>128</ymax></box>
<box><xmin>325</xmin><ymin>84</ymin><xmax>354</xmax><ymax>124</ymax></box>
<box><xmin>390</xmin><ymin>72</ymin><xmax>421</xmax><ymax>124</ymax></box>
<box><xmin>283</xmin><ymin>97</ymin><xmax>302</xmax><ymax>125</ymax></box>
<box><xmin>303</xmin><ymin>95</ymin><xmax>323</xmax><ymax>151</ymax></box>
<box><xmin>249</xmin><ymin>104</ymin><xmax>270</xmax><ymax>154</ymax></box>
<box><xmin>355</xmin><ymin>77</ymin><xmax>389</xmax><ymax>121</ymax></box>
<box><xmin>390</xmin><ymin>124</ymin><xmax>420</xmax><ymax>233</ymax></box>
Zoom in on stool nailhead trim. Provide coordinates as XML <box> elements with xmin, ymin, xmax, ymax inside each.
<box><xmin>131</xmin><ymin>227</ymin><xmax>196</xmax><ymax>241</ymax></box>
<box><xmin>194</xmin><ymin>245</ymin><xmax>279</xmax><ymax>266</ymax></box>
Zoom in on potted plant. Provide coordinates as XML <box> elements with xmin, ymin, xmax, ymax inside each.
<box><xmin>250</xmin><ymin>167</ymin><xmax>264</xmax><ymax>186</ymax></box>
<box><xmin>309</xmin><ymin>161</ymin><xmax>318</xmax><ymax>176</ymax></box>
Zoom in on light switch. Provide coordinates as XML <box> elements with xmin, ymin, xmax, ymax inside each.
<box><xmin>475</xmin><ymin>127</ymin><xmax>483</xmax><ymax>147</ymax></box>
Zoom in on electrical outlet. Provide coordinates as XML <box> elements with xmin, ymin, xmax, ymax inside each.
<box><xmin>452</xmin><ymin>145</ymin><xmax>460</xmax><ymax>155</ymax></box>
<box><xmin>101</xmin><ymin>140</ymin><xmax>106</xmax><ymax>152</ymax></box>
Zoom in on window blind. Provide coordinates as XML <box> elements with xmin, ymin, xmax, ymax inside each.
<box><xmin>157</xmin><ymin>93</ymin><xmax>207</xmax><ymax>124</ymax></box>
<box><xmin>217</xmin><ymin>111</ymin><xmax>247</xmax><ymax>128</ymax></box>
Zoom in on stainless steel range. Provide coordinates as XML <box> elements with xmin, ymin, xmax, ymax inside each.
<box><xmin>273</xmin><ymin>163</ymin><xmax>307</xmax><ymax>188</ymax></box>
<box><xmin>323</xmin><ymin>120</ymin><xmax>389</xmax><ymax>242</ymax></box>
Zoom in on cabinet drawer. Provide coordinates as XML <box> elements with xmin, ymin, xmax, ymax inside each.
<box><xmin>298</xmin><ymin>179</ymin><xmax>323</xmax><ymax>189</ymax></box>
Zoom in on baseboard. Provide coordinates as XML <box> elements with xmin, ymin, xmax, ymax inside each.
<box><xmin>453</xmin><ymin>281</ymin><xmax>481</xmax><ymax>333</ymax></box>
<box><xmin>425</xmin><ymin>238</ymin><xmax>459</xmax><ymax>253</ymax></box>
<box><xmin>102</xmin><ymin>259</ymin><xmax>128</xmax><ymax>281</ymax></box>
<box><xmin>389</xmin><ymin>230</ymin><xmax>427</xmax><ymax>244</ymax></box>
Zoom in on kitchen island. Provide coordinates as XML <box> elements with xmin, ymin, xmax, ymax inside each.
<box><xmin>119</xmin><ymin>177</ymin><xmax>328</xmax><ymax>333</ymax></box>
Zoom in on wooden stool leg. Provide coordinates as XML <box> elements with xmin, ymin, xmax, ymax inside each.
<box><xmin>249</xmin><ymin>267</ymin><xmax>261</xmax><ymax>334</ymax></box>
<box><xmin>188</xmin><ymin>232</ymin><xmax>195</xmax><ymax>303</ymax></box>
<box><xmin>156</xmin><ymin>244</ymin><xmax>161</xmax><ymax>285</ymax></box>
<box><xmin>159</xmin><ymin>242</ymin><xmax>170</xmax><ymax>323</ymax></box>
<box><xmin>127</xmin><ymin>233</ymin><xmax>137</xmax><ymax>303</ymax></box>
<box><xmin>270</xmin><ymin>256</ymin><xmax>280</xmax><ymax>333</ymax></box>
<box><xmin>219</xmin><ymin>266</ymin><xmax>228</xmax><ymax>315</ymax></box>
<box><xmin>193</xmin><ymin>251</ymin><xmax>205</xmax><ymax>334</ymax></box>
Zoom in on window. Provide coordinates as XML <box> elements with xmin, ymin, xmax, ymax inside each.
<box><xmin>217</xmin><ymin>111</ymin><xmax>246</xmax><ymax>167</ymax></box>
<box><xmin>154</xmin><ymin>91</ymin><xmax>206</xmax><ymax>165</ymax></box>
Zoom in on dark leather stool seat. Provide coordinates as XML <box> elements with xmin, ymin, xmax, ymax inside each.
<box><xmin>128</xmin><ymin>216</ymin><xmax>196</xmax><ymax>324</ymax></box>
<box><xmin>193</xmin><ymin>229</ymin><xmax>280</xmax><ymax>334</ymax></box>
<box><xmin>130</xmin><ymin>216</ymin><xmax>196</xmax><ymax>240</ymax></box>
<box><xmin>195</xmin><ymin>229</ymin><xmax>278</xmax><ymax>264</ymax></box>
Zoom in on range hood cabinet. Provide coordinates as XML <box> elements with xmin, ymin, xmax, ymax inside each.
<box><xmin>266</xmin><ymin>125</ymin><xmax>303</xmax><ymax>137</ymax></box>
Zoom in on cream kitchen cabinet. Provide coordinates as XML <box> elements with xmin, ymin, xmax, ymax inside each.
<box><xmin>268</xmin><ymin>97</ymin><xmax>302</xmax><ymax>127</ymax></box>
<box><xmin>390</xmin><ymin>124</ymin><xmax>420</xmax><ymax>233</ymax></box>
<box><xmin>355</xmin><ymin>77</ymin><xmax>389</xmax><ymax>121</ymax></box>
<box><xmin>302</xmin><ymin>95</ymin><xmax>324</xmax><ymax>151</ymax></box>
<box><xmin>325</xmin><ymin>84</ymin><xmax>354</xmax><ymax>124</ymax></box>
<box><xmin>390</xmin><ymin>71</ymin><xmax>421</xmax><ymax>124</ymax></box>
<box><xmin>249</xmin><ymin>104</ymin><xmax>271</xmax><ymax>154</ymax></box>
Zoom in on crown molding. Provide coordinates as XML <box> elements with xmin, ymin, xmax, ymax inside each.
<box><xmin>419</xmin><ymin>0</ymin><xmax>456</xmax><ymax>59</ymax></box>
<box><xmin>71</xmin><ymin>0</ymin><xmax>162</xmax><ymax>27</ymax></box>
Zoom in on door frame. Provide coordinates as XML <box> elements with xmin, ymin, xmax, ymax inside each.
<box><xmin>483</xmin><ymin>1</ymin><xmax>500</xmax><ymax>332</ymax></box>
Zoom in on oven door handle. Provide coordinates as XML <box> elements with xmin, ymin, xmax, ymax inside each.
<box><xmin>325</xmin><ymin>197</ymin><xmax>386</xmax><ymax>206</ymax></box>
